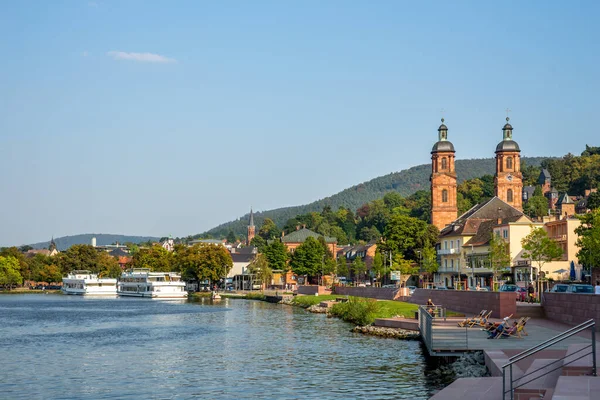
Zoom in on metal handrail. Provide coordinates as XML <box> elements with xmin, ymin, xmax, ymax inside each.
<box><xmin>508</xmin><ymin>319</ymin><xmax>595</xmax><ymax>364</ymax></box>
<box><xmin>502</xmin><ymin>319</ymin><xmax>596</xmax><ymax>400</ymax></box>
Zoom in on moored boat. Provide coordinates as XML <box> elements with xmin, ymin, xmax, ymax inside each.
<box><xmin>62</xmin><ymin>270</ymin><xmax>117</xmax><ymax>296</ymax></box>
<box><xmin>117</xmin><ymin>268</ymin><xmax>187</xmax><ymax>298</ymax></box>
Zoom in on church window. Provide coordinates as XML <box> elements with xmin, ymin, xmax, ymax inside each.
<box><xmin>507</xmin><ymin>189</ymin><xmax>513</xmax><ymax>202</ymax></box>
<box><xmin>442</xmin><ymin>189</ymin><xmax>448</xmax><ymax>202</ymax></box>
<box><xmin>441</xmin><ymin>157</ymin><xmax>447</xmax><ymax>170</ymax></box>
<box><xmin>507</xmin><ymin>157</ymin><xmax>513</xmax><ymax>169</ymax></box>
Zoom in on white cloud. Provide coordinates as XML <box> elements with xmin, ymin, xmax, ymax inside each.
<box><xmin>107</xmin><ymin>51</ymin><xmax>176</xmax><ymax>64</ymax></box>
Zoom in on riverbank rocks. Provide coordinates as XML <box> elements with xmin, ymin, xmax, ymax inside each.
<box><xmin>307</xmin><ymin>304</ymin><xmax>329</xmax><ymax>314</ymax></box>
<box><xmin>428</xmin><ymin>351</ymin><xmax>488</xmax><ymax>382</ymax></box>
<box><xmin>351</xmin><ymin>325</ymin><xmax>420</xmax><ymax>340</ymax></box>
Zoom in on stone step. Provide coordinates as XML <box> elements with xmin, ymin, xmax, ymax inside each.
<box><xmin>562</xmin><ymin>343</ymin><xmax>597</xmax><ymax>376</ymax></box>
<box><xmin>514</xmin><ymin>358</ymin><xmax>562</xmax><ymax>391</ymax></box>
<box><xmin>429</xmin><ymin>377</ymin><xmax>503</xmax><ymax>400</ymax></box>
<box><xmin>484</xmin><ymin>350</ymin><xmax>524</xmax><ymax>378</ymax></box>
<box><xmin>552</xmin><ymin>375</ymin><xmax>600</xmax><ymax>399</ymax></box>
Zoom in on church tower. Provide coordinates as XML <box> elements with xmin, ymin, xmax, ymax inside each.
<box><xmin>430</xmin><ymin>119</ymin><xmax>458</xmax><ymax>231</ymax></box>
<box><xmin>494</xmin><ymin>117</ymin><xmax>523</xmax><ymax>211</ymax></box>
<box><xmin>247</xmin><ymin>208</ymin><xmax>256</xmax><ymax>245</ymax></box>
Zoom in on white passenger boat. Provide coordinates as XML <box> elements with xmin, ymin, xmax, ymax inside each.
<box><xmin>62</xmin><ymin>270</ymin><xmax>117</xmax><ymax>296</ymax></box>
<box><xmin>117</xmin><ymin>268</ymin><xmax>187</xmax><ymax>298</ymax></box>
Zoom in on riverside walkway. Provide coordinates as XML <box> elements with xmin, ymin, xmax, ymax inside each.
<box><xmin>422</xmin><ymin>316</ymin><xmax>593</xmax><ymax>356</ymax></box>
<box><xmin>419</xmin><ymin>301</ymin><xmax>596</xmax><ymax>356</ymax></box>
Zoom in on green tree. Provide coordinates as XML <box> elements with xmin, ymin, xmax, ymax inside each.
<box><xmin>525</xmin><ymin>195</ymin><xmax>549</xmax><ymax>219</ymax></box>
<box><xmin>421</xmin><ymin>245</ymin><xmax>438</xmax><ymax>275</ymax></box>
<box><xmin>521</xmin><ymin>227</ymin><xmax>564</xmax><ymax>283</ymax></box>
<box><xmin>247</xmin><ymin>254</ymin><xmax>272</xmax><ymax>289</ymax></box>
<box><xmin>336</xmin><ymin>257</ymin><xmax>349</xmax><ymax>279</ymax></box>
<box><xmin>226</xmin><ymin>230</ymin><xmax>237</xmax><ymax>244</ymax></box>
<box><xmin>176</xmin><ymin>244</ymin><xmax>233</xmax><ymax>285</ymax></box>
<box><xmin>382</xmin><ymin>214</ymin><xmax>437</xmax><ymax>261</ymax></box>
<box><xmin>352</xmin><ymin>257</ymin><xmax>367</xmax><ymax>283</ymax></box>
<box><xmin>391</xmin><ymin>252</ymin><xmax>417</xmax><ymax>287</ymax></box>
<box><xmin>0</xmin><ymin>247</ymin><xmax>28</xmax><ymax>277</ymax></box>
<box><xmin>130</xmin><ymin>246</ymin><xmax>173</xmax><ymax>272</ymax></box>
<box><xmin>289</xmin><ymin>237</ymin><xmax>324</xmax><ymax>279</ymax></box>
<box><xmin>57</xmin><ymin>244</ymin><xmax>105</xmax><ymax>274</ymax></box>
<box><xmin>371</xmin><ymin>252</ymin><xmax>385</xmax><ymax>283</ymax></box>
<box><xmin>250</xmin><ymin>236</ymin><xmax>267</xmax><ymax>252</ymax></box>
<box><xmin>0</xmin><ymin>256</ymin><xmax>23</xmax><ymax>289</ymax></box>
<box><xmin>358</xmin><ymin>226</ymin><xmax>381</xmax><ymax>242</ymax></box>
<box><xmin>383</xmin><ymin>192</ymin><xmax>404</xmax><ymax>210</ymax></box>
<box><xmin>98</xmin><ymin>252</ymin><xmax>122</xmax><ymax>278</ymax></box>
<box><xmin>38</xmin><ymin>263</ymin><xmax>62</xmax><ymax>283</ymax></box>
<box><xmin>587</xmin><ymin>192</ymin><xmax>600</xmax><ymax>211</ymax></box>
<box><xmin>576</xmin><ymin>210</ymin><xmax>600</xmax><ymax>273</ymax></box>
<box><xmin>488</xmin><ymin>233</ymin><xmax>511</xmax><ymax>290</ymax></box>
<box><xmin>264</xmin><ymin>240</ymin><xmax>289</xmax><ymax>271</ymax></box>
<box><xmin>258</xmin><ymin>218</ymin><xmax>280</xmax><ymax>240</ymax></box>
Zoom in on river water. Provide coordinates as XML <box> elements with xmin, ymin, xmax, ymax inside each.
<box><xmin>0</xmin><ymin>295</ymin><xmax>441</xmax><ymax>399</ymax></box>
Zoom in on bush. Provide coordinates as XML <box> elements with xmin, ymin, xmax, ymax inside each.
<box><xmin>245</xmin><ymin>292</ymin><xmax>266</xmax><ymax>301</ymax></box>
<box><xmin>330</xmin><ymin>296</ymin><xmax>380</xmax><ymax>326</ymax></box>
<box><xmin>291</xmin><ymin>295</ymin><xmax>338</xmax><ymax>308</ymax></box>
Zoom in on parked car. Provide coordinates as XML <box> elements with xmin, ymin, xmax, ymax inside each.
<box><xmin>499</xmin><ymin>284</ymin><xmax>518</xmax><ymax>292</ymax></box>
<box><xmin>549</xmin><ymin>284</ymin><xmax>569</xmax><ymax>293</ymax></box>
<box><xmin>516</xmin><ymin>287</ymin><xmax>527</xmax><ymax>301</ymax></box>
<box><xmin>566</xmin><ymin>284</ymin><xmax>594</xmax><ymax>294</ymax></box>
<box><xmin>407</xmin><ymin>286</ymin><xmax>416</xmax><ymax>295</ymax></box>
<box><xmin>434</xmin><ymin>286</ymin><xmax>448</xmax><ymax>290</ymax></box>
<box><xmin>382</xmin><ymin>284</ymin><xmax>398</xmax><ymax>289</ymax></box>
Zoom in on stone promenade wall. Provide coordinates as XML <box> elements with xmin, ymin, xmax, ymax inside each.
<box><xmin>297</xmin><ymin>285</ymin><xmax>331</xmax><ymax>296</ymax></box>
<box><xmin>409</xmin><ymin>289</ymin><xmax>516</xmax><ymax>319</ymax></box>
<box><xmin>332</xmin><ymin>286</ymin><xmax>402</xmax><ymax>300</ymax></box>
<box><xmin>542</xmin><ymin>293</ymin><xmax>600</xmax><ymax>326</ymax></box>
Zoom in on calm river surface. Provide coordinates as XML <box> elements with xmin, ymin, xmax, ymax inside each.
<box><xmin>0</xmin><ymin>295</ymin><xmax>440</xmax><ymax>399</ymax></box>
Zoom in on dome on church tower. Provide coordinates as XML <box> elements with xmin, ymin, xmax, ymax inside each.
<box><xmin>431</xmin><ymin>119</ymin><xmax>455</xmax><ymax>153</ymax></box>
<box><xmin>496</xmin><ymin>117</ymin><xmax>520</xmax><ymax>152</ymax></box>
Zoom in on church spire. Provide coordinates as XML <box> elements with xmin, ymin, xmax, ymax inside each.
<box><xmin>247</xmin><ymin>207</ymin><xmax>256</xmax><ymax>246</ymax></box>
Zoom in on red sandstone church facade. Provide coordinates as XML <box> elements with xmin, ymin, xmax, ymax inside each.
<box><xmin>430</xmin><ymin>117</ymin><xmax>524</xmax><ymax>231</ymax></box>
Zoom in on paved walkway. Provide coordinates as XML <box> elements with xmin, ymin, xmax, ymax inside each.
<box><xmin>427</xmin><ymin>316</ymin><xmax>597</xmax><ymax>355</ymax></box>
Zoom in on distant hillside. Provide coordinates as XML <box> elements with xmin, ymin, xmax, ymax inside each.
<box><xmin>203</xmin><ymin>157</ymin><xmax>549</xmax><ymax>238</ymax></box>
<box><xmin>30</xmin><ymin>234</ymin><xmax>160</xmax><ymax>251</ymax></box>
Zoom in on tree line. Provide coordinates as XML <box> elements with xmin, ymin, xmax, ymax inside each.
<box><xmin>0</xmin><ymin>243</ymin><xmax>233</xmax><ymax>290</ymax></box>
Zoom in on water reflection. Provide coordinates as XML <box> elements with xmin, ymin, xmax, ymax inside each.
<box><xmin>1</xmin><ymin>295</ymin><xmax>437</xmax><ymax>399</ymax></box>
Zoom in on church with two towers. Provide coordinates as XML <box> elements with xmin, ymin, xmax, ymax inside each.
<box><xmin>429</xmin><ymin>118</ymin><xmax>529</xmax><ymax>289</ymax></box>
<box><xmin>430</xmin><ymin>117</ymin><xmax>524</xmax><ymax>231</ymax></box>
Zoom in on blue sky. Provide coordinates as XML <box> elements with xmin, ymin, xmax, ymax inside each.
<box><xmin>1</xmin><ymin>1</ymin><xmax>599</xmax><ymax>246</ymax></box>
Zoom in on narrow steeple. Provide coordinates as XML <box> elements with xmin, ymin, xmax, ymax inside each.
<box><xmin>247</xmin><ymin>207</ymin><xmax>256</xmax><ymax>245</ymax></box>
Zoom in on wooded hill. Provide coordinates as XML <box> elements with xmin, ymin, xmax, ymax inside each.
<box><xmin>201</xmin><ymin>157</ymin><xmax>548</xmax><ymax>239</ymax></box>
<box><xmin>30</xmin><ymin>234</ymin><xmax>160</xmax><ymax>251</ymax></box>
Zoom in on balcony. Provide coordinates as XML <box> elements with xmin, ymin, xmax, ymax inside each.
<box><xmin>550</xmin><ymin>234</ymin><xmax>568</xmax><ymax>241</ymax></box>
<box><xmin>438</xmin><ymin>248</ymin><xmax>461</xmax><ymax>255</ymax></box>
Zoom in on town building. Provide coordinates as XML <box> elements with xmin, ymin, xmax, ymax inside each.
<box><xmin>435</xmin><ymin>197</ymin><xmax>528</xmax><ymax>289</ymax></box>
